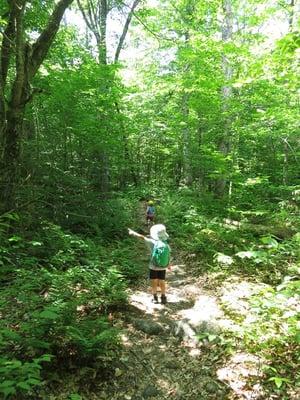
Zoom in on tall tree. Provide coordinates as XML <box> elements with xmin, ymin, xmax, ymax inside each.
<box><xmin>77</xmin><ymin>0</ymin><xmax>141</xmax><ymax>64</ymax></box>
<box><xmin>0</xmin><ymin>0</ymin><xmax>74</xmax><ymax>211</ymax></box>
<box><xmin>214</xmin><ymin>0</ymin><xmax>234</xmax><ymax>197</ymax></box>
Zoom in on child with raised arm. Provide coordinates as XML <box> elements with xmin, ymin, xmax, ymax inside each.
<box><xmin>128</xmin><ymin>224</ymin><xmax>170</xmax><ymax>304</ymax></box>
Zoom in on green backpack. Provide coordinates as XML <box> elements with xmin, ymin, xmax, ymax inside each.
<box><xmin>151</xmin><ymin>240</ymin><xmax>170</xmax><ymax>268</ymax></box>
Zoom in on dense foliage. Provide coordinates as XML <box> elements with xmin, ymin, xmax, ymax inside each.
<box><xmin>0</xmin><ymin>0</ymin><xmax>299</xmax><ymax>398</ymax></box>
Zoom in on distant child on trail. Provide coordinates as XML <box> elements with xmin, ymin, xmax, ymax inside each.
<box><xmin>128</xmin><ymin>224</ymin><xmax>171</xmax><ymax>304</ymax></box>
<box><xmin>146</xmin><ymin>200</ymin><xmax>155</xmax><ymax>226</ymax></box>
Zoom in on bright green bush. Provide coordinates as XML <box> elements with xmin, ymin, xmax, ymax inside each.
<box><xmin>234</xmin><ymin>233</ymin><xmax>300</xmax><ymax>284</ymax></box>
<box><xmin>0</xmin><ymin>355</ymin><xmax>52</xmax><ymax>399</ymax></box>
<box><xmin>0</xmin><ymin>214</ymin><xmax>131</xmax><ymax>398</ymax></box>
<box><xmin>0</xmin><ymin>264</ymin><xmax>125</xmax><ymax>357</ymax></box>
<box><xmin>109</xmin><ymin>239</ymin><xmax>147</xmax><ymax>281</ymax></box>
<box><xmin>158</xmin><ymin>193</ymin><xmax>246</xmax><ymax>260</ymax></box>
<box><xmin>242</xmin><ymin>278</ymin><xmax>300</xmax><ymax>395</ymax></box>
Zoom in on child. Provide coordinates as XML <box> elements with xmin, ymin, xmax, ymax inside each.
<box><xmin>146</xmin><ymin>200</ymin><xmax>155</xmax><ymax>225</ymax></box>
<box><xmin>128</xmin><ymin>224</ymin><xmax>170</xmax><ymax>304</ymax></box>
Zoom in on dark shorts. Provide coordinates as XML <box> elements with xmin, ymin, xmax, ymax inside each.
<box><xmin>149</xmin><ymin>269</ymin><xmax>166</xmax><ymax>280</ymax></box>
<box><xmin>146</xmin><ymin>214</ymin><xmax>154</xmax><ymax>221</ymax></box>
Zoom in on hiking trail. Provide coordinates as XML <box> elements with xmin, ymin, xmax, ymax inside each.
<box><xmin>94</xmin><ymin>202</ymin><xmax>265</xmax><ymax>400</ymax></box>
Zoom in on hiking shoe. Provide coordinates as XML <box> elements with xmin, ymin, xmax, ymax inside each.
<box><xmin>161</xmin><ymin>295</ymin><xmax>167</xmax><ymax>304</ymax></box>
<box><xmin>152</xmin><ymin>294</ymin><xmax>159</xmax><ymax>303</ymax></box>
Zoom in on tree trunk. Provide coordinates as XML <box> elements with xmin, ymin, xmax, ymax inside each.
<box><xmin>0</xmin><ymin>0</ymin><xmax>74</xmax><ymax>212</ymax></box>
<box><xmin>1</xmin><ymin>108</ymin><xmax>25</xmax><ymax>208</ymax></box>
<box><xmin>98</xmin><ymin>0</ymin><xmax>107</xmax><ymax>64</ymax></box>
<box><xmin>114</xmin><ymin>0</ymin><xmax>141</xmax><ymax>63</ymax></box>
<box><xmin>182</xmin><ymin>90</ymin><xmax>192</xmax><ymax>186</ymax></box>
<box><xmin>288</xmin><ymin>0</ymin><xmax>300</xmax><ymax>31</ymax></box>
<box><xmin>214</xmin><ymin>0</ymin><xmax>233</xmax><ymax>198</ymax></box>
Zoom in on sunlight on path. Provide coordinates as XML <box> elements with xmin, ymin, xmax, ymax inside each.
<box><xmin>177</xmin><ymin>294</ymin><xmax>222</xmax><ymax>327</ymax></box>
<box><xmin>217</xmin><ymin>353</ymin><xmax>263</xmax><ymax>400</ymax></box>
<box><xmin>130</xmin><ymin>290</ymin><xmax>187</xmax><ymax>314</ymax></box>
<box><xmin>128</xmin><ymin>263</ymin><xmax>189</xmax><ymax>315</ymax></box>
<box><xmin>116</xmin><ymin>230</ymin><xmax>267</xmax><ymax>400</ymax></box>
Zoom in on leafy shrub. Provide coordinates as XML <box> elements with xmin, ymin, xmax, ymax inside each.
<box><xmin>243</xmin><ymin>278</ymin><xmax>300</xmax><ymax>396</ymax></box>
<box><xmin>235</xmin><ymin>233</ymin><xmax>300</xmax><ymax>284</ymax></box>
<box><xmin>0</xmin><ymin>355</ymin><xmax>52</xmax><ymax>399</ymax></box>
<box><xmin>158</xmin><ymin>194</ymin><xmax>245</xmax><ymax>262</ymax></box>
<box><xmin>109</xmin><ymin>239</ymin><xmax>147</xmax><ymax>281</ymax></box>
<box><xmin>0</xmin><ymin>264</ymin><xmax>125</xmax><ymax>360</ymax></box>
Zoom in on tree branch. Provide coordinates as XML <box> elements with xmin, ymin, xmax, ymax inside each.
<box><xmin>120</xmin><ymin>0</ymin><xmax>176</xmax><ymax>43</ymax></box>
<box><xmin>10</xmin><ymin>0</ymin><xmax>26</xmax><ymax>109</ymax></box>
<box><xmin>77</xmin><ymin>0</ymin><xmax>94</xmax><ymax>32</ymax></box>
<box><xmin>0</xmin><ymin>10</ymin><xmax>16</xmax><ymax>88</ymax></box>
<box><xmin>29</xmin><ymin>0</ymin><xmax>74</xmax><ymax>80</ymax></box>
<box><xmin>114</xmin><ymin>0</ymin><xmax>141</xmax><ymax>63</ymax></box>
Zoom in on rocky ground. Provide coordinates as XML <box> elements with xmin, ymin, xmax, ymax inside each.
<box><xmin>92</xmin><ymin>262</ymin><xmax>265</xmax><ymax>400</ymax></box>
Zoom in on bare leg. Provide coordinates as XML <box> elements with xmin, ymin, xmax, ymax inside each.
<box><xmin>151</xmin><ymin>279</ymin><xmax>158</xmax><ymax>295</ymax></box>
<box><xmin>158</xmin><ymin>280</ymin><xmax>166</xmax><ymax>295</ymax></box>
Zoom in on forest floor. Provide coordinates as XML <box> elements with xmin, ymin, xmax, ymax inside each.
<box><xmin>85</xmin><ymin>207</ymin><xmax>268</xmax><ymax>400</ymax></box>
<box><xmin>93</xmin><ymin>257</ymin><xmax>267</xmax><ymax>400</ymax></box>
<box><xmin>37</xmin><ymin>244</ymin><xmax>300</xmax><ymax>400</ymax></box>
<box><xmin>48</xmin><ymin>208</ymin><xmax>298</xmax><ymax>400</ymax></box>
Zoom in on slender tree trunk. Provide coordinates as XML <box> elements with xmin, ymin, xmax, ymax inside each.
<box><xmin>98</xmin><ymin>0</ymin><xmax>107</xmax><ymax>64</ymax></box>
<box><xmin>197</xmin><ymin>113</ymin><xmax>205</xmax><ymax>188</ymax></box>
<box><xmin>114</xmin><ymin>0</ymin><xmax>141</xmax><ymax>63</ymax></box>
<box><xmin>182</xmin><ymin>90</ymin><xmax>192</xmax><ymax>185</ymax></box>
<box><xmin>288</xmin><ymin>0</ymin><xmax>299</xmax><ymax>31</ymax></box>
<box><xmin>214</xmin><ymin>0</ymin><xmax>233</xmax><ymax>197</ymax></box>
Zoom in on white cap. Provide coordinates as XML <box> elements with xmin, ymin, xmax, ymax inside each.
<box><xmin>150</xmin><ymin>224</ymin><xmax>169</xmax><ymax>241</ymax></box>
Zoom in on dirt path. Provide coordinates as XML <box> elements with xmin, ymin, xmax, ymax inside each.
<box><xmin>94</xmin><ymin>255</ymin><xmax>266</xmax><ymax>400</ymax></box>
<box><xmin>92</xmin><ymin>205</ymin><xmax>265</xmax><ymax>400</ymax></box>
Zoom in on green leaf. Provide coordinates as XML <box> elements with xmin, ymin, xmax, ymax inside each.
<box><xmin>16</xmin><ymin>382</ymin><xmax>31</xmax><ymax>390</ymax></box>
<box><xmin>268</xmin><ymin>376</ymin><xmax>291</xmax><ymax>389</ymax></box>
<box><xmin>30</xmin><ymin>241</ymin><xmax>43</xmax><ymax>246</ymax></box>
<box><xmin>261</xmin><ymin>236</ymin><xmax>278</xmax><ymax>248</ymax></box>
<box><xmin>268</xmin><ymin>376</ymin><xmax>283</xmax><ymax>388</ymax></box>
<box><xmin>39</xmin><ymin>310</ymin><xmax>59</xmax><ymax>320</ymax></box>
<box><xmin>197</xmin><ymin>333</ymin><xmax>209</xmax><ymax>340</ymax></box>
<box><xmin>36</xmin><ymin>354</ymin><xmax>53</xmax><ymax>363</ymax></box>
<box><xmin>8</xmin><ymin>235</ymin><xmax>22</xmax><ymax>242</ymax></box>
<box><xmin>0</xmin><ymin>381</ymin><xmax>15</xmax><ymax>388</ymax></box>
<box><xmin>69</xmin><ymin>394</ymin><xmax>82</xmax><ymax>400</ymax></box>
<box><xmin>208</xmin><ymin>334</ymin><xmax>217</xmax><ymax>342</ymax></box>
<box><xmin>26</xmin><ymin>378</ymin><xmax>41</xmax><ymax>386</ymax></box>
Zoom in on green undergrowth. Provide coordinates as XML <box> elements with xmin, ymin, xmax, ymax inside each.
<box><xmin>0</xmin><ymin>207</ymin><xmax>144</xmax><ymax>399</ymax></box>
<box><xmin>158</xmin><ymin>191</ymin><xmax>299</xmax><ymax>284</ymax></box>
<box><xmin>156</xmin><ymin>190</ymin><xmax>299</xmax><ymax>399</ymax></box>
<box><xmin>244</xmin><ymin>279</ymin><xmax>300</xmax><ymax>397</ymax></box>
<box><xmin>212</xmin><ymin>275</ymin><xmax>300</xmax><ymax>399</ymax></box>
<box><xmin>0</xmin><ymin>188</ymin><xmax>299</xmax><ymax>398</ymax></box>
